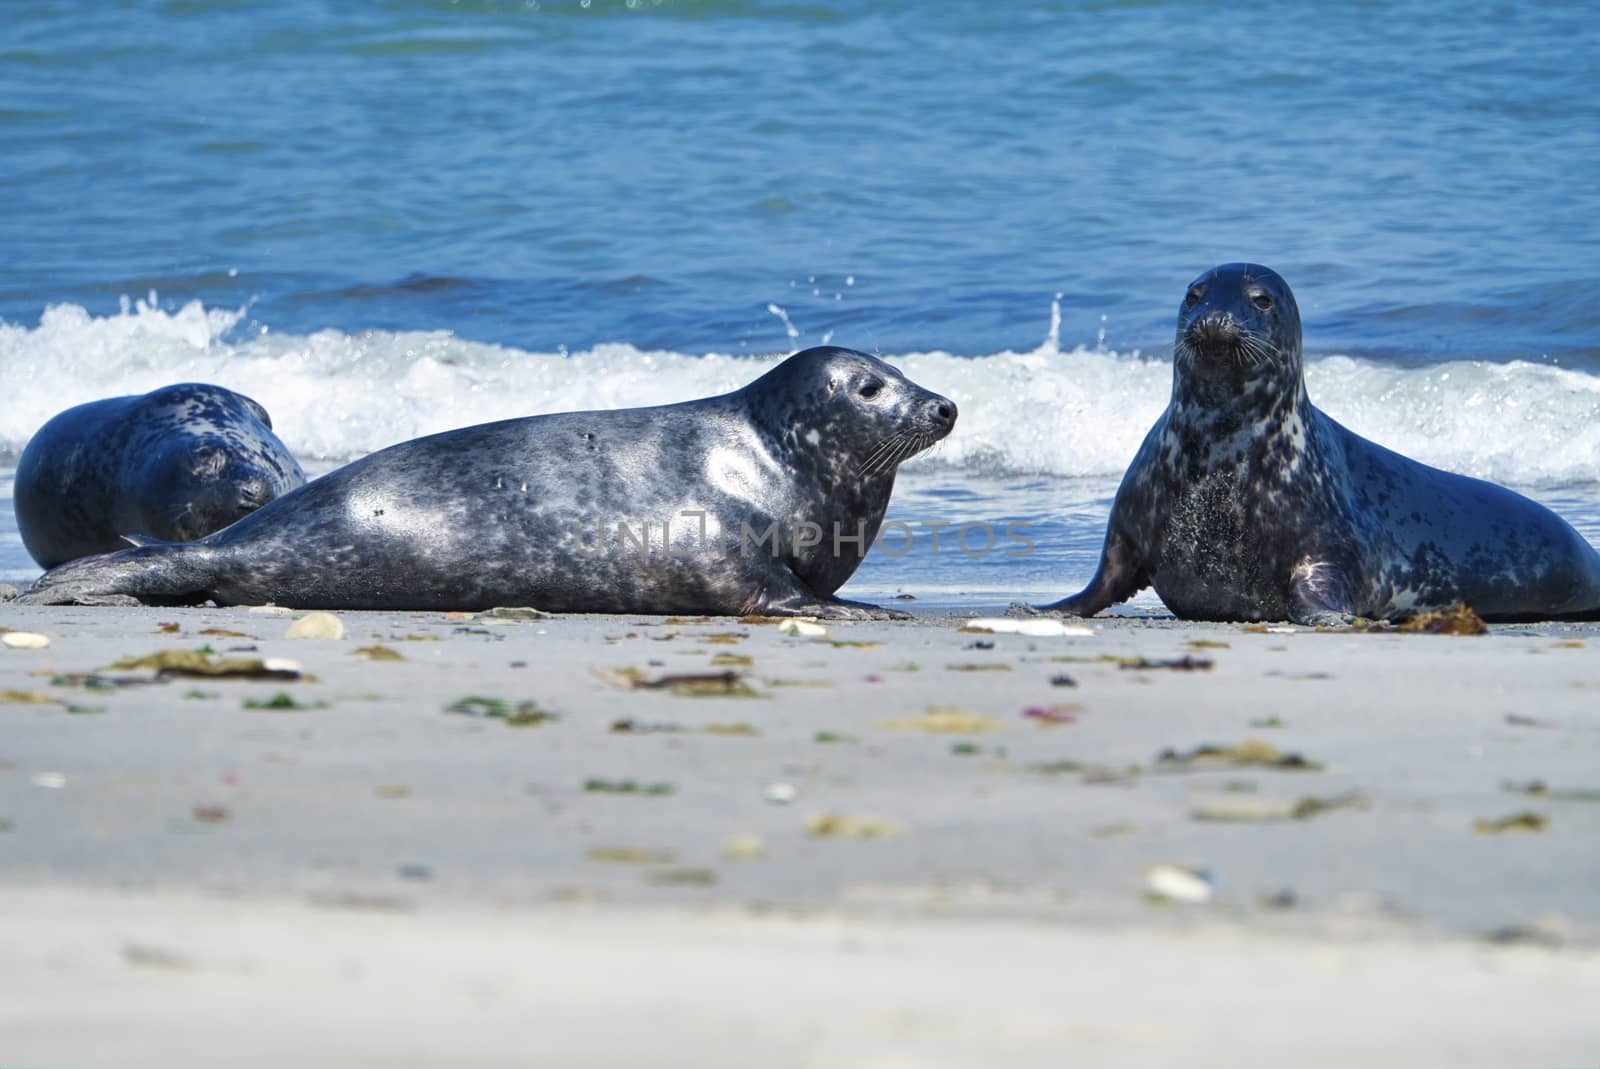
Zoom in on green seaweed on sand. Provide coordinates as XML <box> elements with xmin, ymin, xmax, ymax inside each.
<box><xmin>944</xmin><ymin>662</ymin><xmax>1012</xmax><ymax>672</ymax></box>
<box><xmin>243</xmin><ymin>692</ymin><xmax>328</xmax><ymax>712</ymax></box>
<box><xmin>50</xmin><ymin>674</ymin><xmax>117</xmax><ymax>692</ymax></box>
<box><xmin>586</xmin><ymin>846</ymin><xmax>675</xmax><ymax>864</ymax></box>
<box><xmin>2</xmin><ymin>689</ymin><xmax>62</xmax><ymax>705</ymax></box>
<box><xmin>1501</xmin><ymin>779</ymin><xmax>1600</xmax><ymax>803</ymax></box>
<box><xmin>110</xmin><ymin>650</ymin><xmax>303</xmax><ymax>680</ymax></box>
<box><xmin>1474</xmin><ymin>811</ymin><xmax>1548</xmax><ymax>835</ymax></box>
<box><xmin>446</xmin><ymin>695</ymin><xmax>558</xmax><ymax>726</ymax></box>
<box><xmin>613</xmin><ymin>668</ymin><xmax>764</xmax><ymax>698</ymax></box>
<box><xmin>583</xmin><ymin>778</ymin><xmax>674</xmax><ymax>796</ymax></box>
<box><xmin>814</xmin><ymin>731</ymin><xmax>859</xmax><ymax>744</ymax></box>
<box><xmin>353</xmin><ymin>645</ymin><xmax>405</xmax><ymax>661</ymax></box>
<box><xmin>709</xmin><ymin>653</ymin><xmax>753</xmax><ymax>667</ymax></box>
<box><xmin>1155</xmin><ymin>739</ymin><xmax>1323</xmax><ymax>772</ymax></box>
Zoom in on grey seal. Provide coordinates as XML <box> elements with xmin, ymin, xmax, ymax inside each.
<box><xmin>19</xmin><ymin>347</ymin><xmax>956</xmax><ymax>617</ymax></box>
<box><xmin>1034</xmin><ymin>262</ymin><xmax>1600</xmax><ymax>625</ymax></box>
<box><xmin>13</xmin><ymin>383</ymin><xmax>306</xmax><ymax>568</ymax></box>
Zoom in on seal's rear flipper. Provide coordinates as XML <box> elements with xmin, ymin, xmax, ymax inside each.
<box><xmin>15</xmin><ymin>542</ymin><xmax>215</xmax><ymax>607</ymax></box>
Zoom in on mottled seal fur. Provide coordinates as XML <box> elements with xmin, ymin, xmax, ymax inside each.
<box><xmin>14</xmin><ymin>383</ymin><xmax>306</xmax><ymax>568</ymax></box>
<box><xmin>20</xmin><ymin>347</ymin><xmax>956</xmax><ymax>616</ymax></box>
<box><xmin>1035</xmin><ymin>263</ymin><xmax>1600</xmax><ymax>625</ymax></box>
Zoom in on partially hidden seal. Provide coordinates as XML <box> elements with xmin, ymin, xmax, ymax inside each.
<box><xmin>20</xmin><ymin>347</ymin><xmax>957</xmax><ymax>617</ymax></box>
<box><xmin>14</xmin><ymin>383</ymin><xmax>307</xmax><ymax>568</ymax></box>
<box><xmin>1034</xmin><ymin>262</ymin><xmax>1600</xmax><ymax>625</ymax></box>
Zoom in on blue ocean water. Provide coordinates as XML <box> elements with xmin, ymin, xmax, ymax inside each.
<box><xmin>3</xmin><ymin>0</ymin><xmax>1598</xmax><ymax>604</ymax></box>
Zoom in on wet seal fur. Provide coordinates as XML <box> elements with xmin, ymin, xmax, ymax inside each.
<box><xmin>14</xmin><ymin>383</ymin><xmax>306</xmax><ymax>568</ymax></box>
<box><xmin>20</xmin><ymin>347</ymin><xmax>956</xmax><ymax>617</ymax></box>
<box><xmin>1033</xmin><ymin>263</ymin><xmax>1600</xmax><ymax>625</ymax></box>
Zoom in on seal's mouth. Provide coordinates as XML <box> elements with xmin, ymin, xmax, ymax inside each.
<box><xmin>1178</xmin><ymin>313</ymin><xmax>1282</xmax><ymax>372</ymax></box>
<box><xmin>855</xmin><ymin>394</ymin><xmax>958</xmax><ymax>478</ymax></box>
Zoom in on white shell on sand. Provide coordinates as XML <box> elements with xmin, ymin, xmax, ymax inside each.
<box><xmin>964</xmin><ymin>617</ymin><xmax>1094</xmax><ymax>637</ymax></box>
<box><xmin>286</xmin><ymin>613</ymin><xmax>346</xmax><ymax>640</ymax></box>
<box><xmin>2</xmin><ymin>632</ymin><xmax>51</xmax><ymax>650</ymax></box>
<box><xmin>778</xmin><ymin>619</ymin><xmax>828</xmax><ymax>638</ymax></box>
<box><xmin>1145</xmin><ymin>864</ymin><xmax>1215</xmax><ymax>903</ymax></box>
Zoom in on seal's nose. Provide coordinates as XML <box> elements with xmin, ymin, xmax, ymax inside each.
<box><xmin>1187</xmin><ymin>309</ymin><xmax>1238</xmax><ymax>349</ymax></box>
<box><xmin>924</xmin><ymin>395</ymin><xmax>958</xmax><ymax>430</ymax></box>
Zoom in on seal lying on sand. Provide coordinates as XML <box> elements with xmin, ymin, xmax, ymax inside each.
<box><xmin>1034</xmin><ymin>262</ymin><xmax>1600</xmax><ymax>625</ymax></box>
<box><xmin>14</xmin><ymin>384</ymin><xmax>306</xmax><ymax>568</ymax></box>
<box><xmin>20</xmin><ymin>347</ymin><xmax>956</xmax><ymax>617</ymax></box>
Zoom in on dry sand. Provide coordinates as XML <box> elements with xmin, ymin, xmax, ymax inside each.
<box><xmin>3</xmin><ymin>601</ymin><xmax>1599</xmax><ymax>1066</ymax></box>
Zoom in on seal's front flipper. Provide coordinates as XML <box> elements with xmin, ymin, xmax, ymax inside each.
<box><xmin>16</xmin><ymin>542</ymin><xmax>216</xmax><ymax>607</ymax></box>
<box><xmin>744</xmin><ymin>572</ymin><xmax>912</xmax><ymax>621</ymax></box>
<box><xmin>1288</xmin><ymin>557</ymin><xmax>1357</xmax><ymax>627</ymax></box>
<box><xmin>1036</xmin><ymin>527</ymin><xmax>1147</xmax><ymax>617</ymax></box>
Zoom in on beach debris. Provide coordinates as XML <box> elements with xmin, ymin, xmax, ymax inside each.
<box><xmin>1189</xmin><ymin>791</ymin><xmax>1369</xmax><ymax>823</ymax></box>
<box><xmin>1050</xmin><ymin>672</ymin><xmax>1078</xmax><ymax>688</ymax></box>
<box><xmin>246</xmin><ymin>605</ymin><xmax>294</xmax><ymax>616</ymax></box>
<box><xmin>1501</xmin><ymin>780</ymin><xmax>1600</xmax><ymax>803</ymax></box>
<box><xmin>1473</xmin><ymin>811</ymin><xmax>1548</xmax><ymax>835</ymax></box>
<box><xmin>1505</xmin><ymin>713</ymin><xmax>1557</xmax><ymax>729</ymax></box>
<box><xmin>2</xmin><ymin>632</ymin><xmax>51</xmax><ymax>650</ymax></box>
<box><xmin>243</xmin><ymin>692</ymin><xmax>328</xmax><ymax>712</ymax></box>
<box><xmin>764</xmin><ymin>782</ymin><xmax>798</xmax><ymax>805</ymax></box>
<box><xmin>481</xmin><ymin>606</ymin><xmax>552</xmax><ymax>621</ymax></box>
<box><xmin>446</xmin><ymin>695</ymin><xmax>558</xmax><ymax>726</ymax></box>
<box><xmin>964</xmin><ymin>639</ymin><xmax>995</xmax><ymax>650</ymax></box>
<box><xmin>397</xmin><ymin>864</ymin><xmax>433</xmax><ymax>882</ymax></box>
<box><xmin>829</xmin><ymin>639</ymin><xmax>881</xmax><ymax>649</ymax></box>
<box><xmin>701</xmin><ymin>631</ymin><xmax>749</xmax><ymax>645</ymax></box>
<box><xmin>1549</xmin><ymin>639</ymin><xmax>1586</xmax><ymax>649</ymax></box>
<box><xmin>1154</xmin><ymin>739</ymin><xmax>1323</xmax><ymax>772</ymax></box>
<box><xmin>157</xmin><ymin>622</ymin><xmax>181</xmax><ymax>634</ymax></box>
<box><xmin>945</xmin><ymin>662</ymin><xmax>1012</xmax><ymax>672</ymax></box>
<box><xmin>611</xmin><ymin>667</ymin><xmax>764</xmax><ymax>698</ymax></box>
<box><xmin>814</xmin><ymin>731</ymin><xmax>858</xmax><ymax>744</ymax></box>
<box><xmin>191</xmin><ymin>803</ymin><xmax>231</xmax><ymax>823</ymax></box>
<box><xmin>805</xmin><ymin>813</ymin><xmax>907</xmax><ymax>840</ymax></box>
<box><xmin>1250</xmin><ymin>716</ymin><xmax>1285</xmax><ymax>729</ymax></box>
<box><xmin>610</xmin><ymin>718</ymin><xmax>756</xmax><ymax>736</ymax></box>
<box><xmin>2</xmin><ymin>689</ymin><xmax>62</xmax><ymax>706</ymax></box>
<box><xmin>374</xmin><ymin>784</ymin><xmax>412</xmax><ymax>800</ymax></box>
<box><xmin>950</xmin><ymin>741</ymin><xmax>984</xmax><ymax>756</ymax></box>
<box><xmin>1398</xmin><ymin>603</ymin><xmax>1487</xmax><ymax>635</ymax></box>
<box><xmin>778</xmin><ymin>619</ymin><xmax>828</xmax><ymax>638</ymax></box>
<box><xmin>182</xmin><ymin>689</ymin><xmax>220</xmax><ymax>701</ymax></box>
<box><xmin>1143</xmin><ymin>864</ymin><xmax>1214</xmax><ymax>904</ymax></box>
<box><xmin>645</xmin><ymin>867</ymin><xmax>718</xmax><ymax>887</ymax></box>
<box><xmin>352</xmin><ymin>644</ymin><xmax>405</xmax><ymax>661</ymax></box>
<box><xmin>962</xmin><ymin>617</ymin><xmax>1094</xmax><ymax>637</ymax></box>
<box><xmin>710</xmin><ymin>653</ymin><xmax>754</xmax><ymax>667</ymax></box>
<box><xmin>198</xmin><ymin>628</ymin><xmax>254</xmax><ymax>638</ymax></box>
<box><xmin>1023</xmin><ymin>704</ymin><xmax>1081</xmax><ymax>726</ymax></box>
<box><xmin>1259</xmin><ymin>889</ymin><xmax>1300</xmax><ymax>911</ymax></box>
<box><xmin>108</xmin><ymin>650</ymin><xmax>304</xmax><ymax>680</ymax></box>
<box><xmin>1186</xmin><ymin>639</ymin><xmax>1230</xmax><ymax>650</ymax></box>
<box><xmin>122</xmin><ymin>943</ymin><xmax>193</xmax><ymax>971</ymax></box>
<box><xmin>880</xmin><ymin>706</ymin><xmax>1003</xmax><ymax>734</ymax></box>
<box><xmin>722</xmin><ymin>833</ymin><xmax>768</xmax><ymax>860</ymax></box>
<box><xmin>582</xmin><ymin>778</ymin><xmax>674</xmax><ymax>796</ymax></box>
<box><xmin>32</xmin><ymin>772</ymin><xmax>67</xmax><ymax>789</ymax></box>
<box><xmin>1090</xmin><ymin>822</ymin><xmax>1138</xmax><ymax>838</ymax></box>
<box><xmin>1119</xmin><ymin>655</ymin><xmax>1213</xmax><ymax>672</ymax></box>
<box><xmin>285</xmin><ymin>613</ymin><xmax>345</xmax><ymax>640</ymax></box>
<box><xmin>587</xmin><ymin>846</ymin><xmax>676</xmax><ymax>865</ymax></box>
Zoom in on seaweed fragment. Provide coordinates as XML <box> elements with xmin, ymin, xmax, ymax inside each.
<box><xmin>1398</xmin><ymin>603</ymin><xmax>1487</xmax><ymax>635</ymax></box>
<box><xmin>1474</xmin><ymin>811</ymin><xmax>1548</xmax><ymax>835</ymax></box>
<box><xmin>446</xmin><ymin>695</ymin><xmax>558</xmax><ymax>726</ymax></box>
<box><xmin>1155</xmin><ymin>738</ymin><xmax>1323</xmax><ymax>772</ymax></box>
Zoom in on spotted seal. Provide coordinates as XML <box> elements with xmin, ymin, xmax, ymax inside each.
<box><xmin>19</xmin><ymin>347</ymin><xmax>956</xmax><ymax>616</ymax></box>
<box><xmin>13</xmin><ymin>383</ymin><xmax>306</xmax><ymax>569</ymax></box>
<box><xmin>1034</xmin><ymin>262</ymin><xmax>1600</xmax><ymax>625</ymax></box>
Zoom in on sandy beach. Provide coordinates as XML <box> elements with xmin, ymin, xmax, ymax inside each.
<box><xmin>3</xmin><ymin>601</ymin><xmax>1599</xmax><ymax>1066</ymax></box>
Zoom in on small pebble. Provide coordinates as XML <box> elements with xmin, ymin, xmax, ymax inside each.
<box><xmin>2</xmin><ymin>632</ymin><xmax>51</xmax><ymax>650</ymax></box>
<box><xmin>1145</xmin><ymin>863</ymin><xmax>1214</xmax><ymax>903</ymax></box>
<box><xmin>764</xmin><ymin>782</ymin><xmax>798</xmax><ymax>805</ymax></box>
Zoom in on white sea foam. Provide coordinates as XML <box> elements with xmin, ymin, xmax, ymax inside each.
<box><xmin>3</xmin><ymin>297</ymin><xmax>1598</xmax><ymax>487</ymax></box>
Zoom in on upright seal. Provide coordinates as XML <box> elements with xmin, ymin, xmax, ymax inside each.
<box><xmin>14</xmin><ymin>383</ymin><xmax>306</xmax><ymax>568</ymax></box>
<box><xmin>20</xmin><ymin>347</ymin><xmax>957</xmax><ymax>616</ymax></box>
<box><xmin>1034</xmin><ymin>263</ymin><xmax>1600</xmax><ymax>624</ymax></box>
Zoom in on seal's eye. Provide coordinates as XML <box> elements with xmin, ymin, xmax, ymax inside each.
<box><xmin>1250</xmin><ymin>291</ymin><xmax>1273</xmax><ymax>311</ymax></box>
<box><xmin>858</xmin><ymin>381</ymin><xmax>883</xmax><ymax>400</ymax></box>
<box><xmin>1185</xmin><ymin>285</ymin><xmax>1206</xmax><ymax>306</ymax></box>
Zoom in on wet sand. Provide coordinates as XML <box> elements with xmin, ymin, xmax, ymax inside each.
<box><xmin>3</xmin><ymin>602</ymin><xmax>1598</xmax><ymax>1065</ymax></box>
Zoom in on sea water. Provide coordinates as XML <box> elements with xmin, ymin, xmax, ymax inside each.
<box><xmin>3</xmin><ymin>1</ymin><xmax>1597</xmax><ymax>607</ymax></box>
